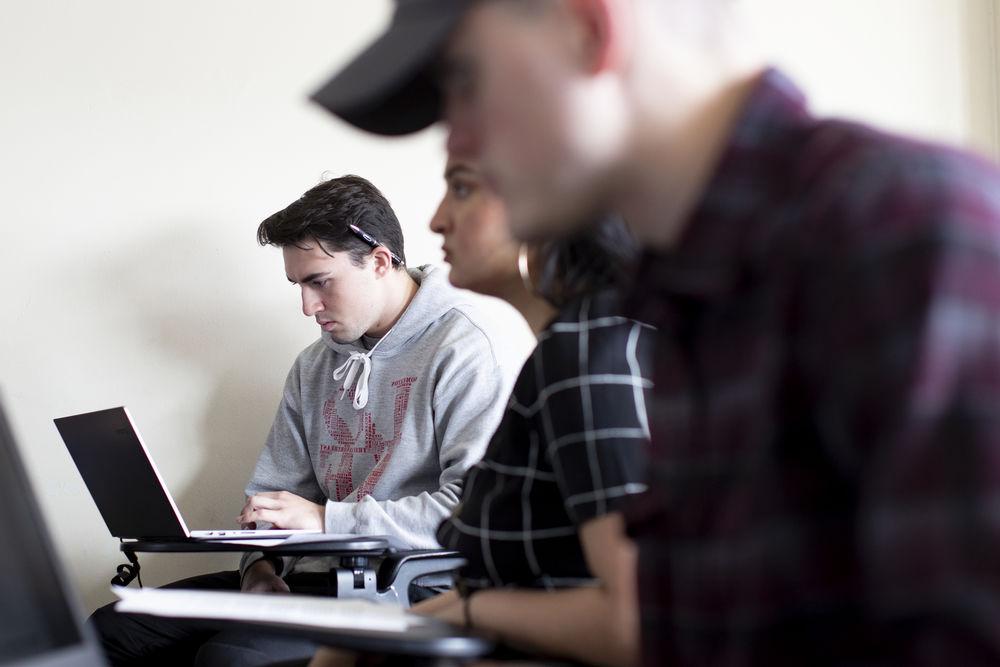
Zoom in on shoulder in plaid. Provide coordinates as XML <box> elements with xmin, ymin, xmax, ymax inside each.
<box><xmin>437</xmin><ymin>290</ymin><xmax>655</xmax><ymax>590</ymax></box>
<box><xmin>627</xmin><ymin>68</ymin><xmax>1000</xmax><ymax>666</ymax></box>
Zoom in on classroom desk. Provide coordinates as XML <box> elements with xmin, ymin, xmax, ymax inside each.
<box><xmin>118</xmin><ymin>536</ymin><xmax>389</xmax><ymax>559</ymax></box>
<box><xmin>114</xmin><ymin>538</ymin><xmax>465</xmax><ymax>606</ymax></box>
<box><xmin>214</xmin><ymin>616</ymin><xmax>492</xmax><ymax>663</ymax></box>
<box><xmin>123</xmin><ymin>611</ymin><xmax>495</xmax><ymax>665</ymax></box>
<box><xmin>114</xmin><ymin>540</ymin><xmax>491</xmax><ymax>664</ymax></box>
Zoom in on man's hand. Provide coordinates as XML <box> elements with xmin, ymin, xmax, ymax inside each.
<box><xmin>238</xmin><ymin>491</ymin><xmax>326</xmax><ymax>531</ymax></box>
<box><xmin>241</xmin><ymin>559</ymin><xmax>290</xmax><ymax>594</ymax></box>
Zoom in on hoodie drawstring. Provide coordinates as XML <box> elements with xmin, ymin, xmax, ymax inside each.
<box><xmin>332</xmin><ymin>327</ymin><xmax>394</xmax><ymax>410</ymax></box>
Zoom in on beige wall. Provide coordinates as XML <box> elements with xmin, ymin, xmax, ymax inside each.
<box><xmin>747</xmin><ymin>0</ymin><xmax>1000</xmax><ymax>160</ymax></box>
<box><xmin>964</xmin><ymin>0</ymin><xmax>1000</xmax><ymax>159</ymax></box>
<box><xmin>0</xmin><ymin>1</ymin><xmax>998</xmax><ymax>614</ymax></box>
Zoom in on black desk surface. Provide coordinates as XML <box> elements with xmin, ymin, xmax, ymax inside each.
<box><xmin>119</xmin><ymin>536</ymin><xmax>389</xmax><ymax>558</ymax></box>
<box><xmin>179</xmin><ymin>615</ymin><xmax>495</xmax><ymax>661</ymax></box>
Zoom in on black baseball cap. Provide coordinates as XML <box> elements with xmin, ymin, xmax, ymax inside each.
<box><xmin>311</xmin><ymin>1</ymin><xmax>476</xmax><ymax>136</ymax></box>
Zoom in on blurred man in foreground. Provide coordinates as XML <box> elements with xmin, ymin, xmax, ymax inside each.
<box><xmin>312</xmin><ymin>0</ymin><xmax>1000</xmax><ymax>664</ymax></box>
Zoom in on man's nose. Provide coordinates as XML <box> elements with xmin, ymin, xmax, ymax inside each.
<box><xmin>301</xmin><ymin>287</ymin><xmax>323</xmax><ymax>317</ymax></box>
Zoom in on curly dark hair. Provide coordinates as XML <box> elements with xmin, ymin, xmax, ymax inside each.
<box><xmin>257</xmin><ymin>174</ymin><xmax>406</xmax><ymax>267</ymax></box>
<box><xmin>534</xmin><ymin>215</ymin><xmax>638</xmax><ymax>308</ymax></box>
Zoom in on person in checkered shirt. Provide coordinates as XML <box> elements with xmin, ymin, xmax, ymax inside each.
<box><xmin>310</xmin><ymin>159</ymin><xmax>654</xmax><ymax>666</ymax></box>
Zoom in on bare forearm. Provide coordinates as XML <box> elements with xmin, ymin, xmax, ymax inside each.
<box><xmin>412</xmin><ymin>515</ymin><xmax>640</xmax><ymax>666</ymax></box>
<box><xmin>411</xmin><ymin>588</ymin><xmax>460</xmax><ymax>616</ymax></box>
<box><xmin>467</xmin><ymin>586</ymin><xmax>638</xmax><ymax>667</ymax></box>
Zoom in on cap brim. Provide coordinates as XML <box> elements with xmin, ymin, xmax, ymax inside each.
<box><xmin>311</xmin><ymin>9</ymin><xmax>464</xmax><ymax>136</ymax></box>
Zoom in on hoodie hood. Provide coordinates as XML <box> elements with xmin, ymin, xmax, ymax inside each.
<box><xmin>320</xmin><ymin>264</ymin><xmax>460</xmax><ymax>359</ymax></box>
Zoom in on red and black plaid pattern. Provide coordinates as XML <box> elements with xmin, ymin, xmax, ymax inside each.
<box><xmin>627</xmin><ymin>69</ymin><xmax>1000</xmax><ymax>666</ymax></box>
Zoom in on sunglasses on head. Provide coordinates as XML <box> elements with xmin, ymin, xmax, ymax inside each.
<box><xmin>349</xmin><ymin>224</ymin><xmax>404</xmax><ymax>266</ymax></box>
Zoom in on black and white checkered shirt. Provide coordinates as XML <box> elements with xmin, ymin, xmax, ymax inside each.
<box><xmin>437</xmin><ymin>291</ymin><xmax>654</xmax><ymax>590</ymax></box>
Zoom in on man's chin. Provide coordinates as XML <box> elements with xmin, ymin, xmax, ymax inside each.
<box><xmin>325</xmin><ymin>328</ymin><xmax>360</xmax><ymax>345</ymax></box>
<box><xmin>508</xmin><ymin>199</ymin><xmax>599</xmax><ymax>243</ymax></box>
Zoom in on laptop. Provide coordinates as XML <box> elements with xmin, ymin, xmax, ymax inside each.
<box><xmin>0</xmin><ymin>396</ymin><xmax>107</xmax><ymax>667</ymax></box>
<box><xmin>53</xmin><ymin>407</ymin><xmax>321</xmax><ymax>542</ymax></box>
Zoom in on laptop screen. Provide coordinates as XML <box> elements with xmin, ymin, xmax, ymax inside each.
<box><xmin>0</xmin><ymin>400</ymin><xmax>105</xmax><ymax>666</ymax></box>
<box><xmin>53</xmin><ymin>407</ymin><xmax>190</xmax><ymax>540</ymax></box>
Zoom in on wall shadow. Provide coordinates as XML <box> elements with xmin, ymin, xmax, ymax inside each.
<box><xmin>69</xmin><ymin>222</ymin><xmax>310</xmax><ymax>607</ymax></box>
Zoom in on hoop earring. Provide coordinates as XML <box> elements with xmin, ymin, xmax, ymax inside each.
<box><xmin>517</xmin><ymin>244</ymin><xmax>534</xmax><ymax>294</ymax></box>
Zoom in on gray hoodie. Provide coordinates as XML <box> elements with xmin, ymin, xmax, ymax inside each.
<box><xmin>240</xmin><ymin>265</ymin><xmax>524</xmax><ymax>577</ymax></box>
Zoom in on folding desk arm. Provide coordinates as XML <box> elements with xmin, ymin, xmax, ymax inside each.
<box><xmin>375</xmin><ymin>550</ymin><xmax>466</xmax><ymax>607</ymax></box>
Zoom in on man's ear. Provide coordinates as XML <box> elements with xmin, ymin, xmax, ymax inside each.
<box><xmin>567</xmin><ymin>0</ymin><xmax>631</xmax><ymax>74</ymax></box>
<box><xmin>370</xmin><ymin>246</ymin><xmax>395</xmax><ymax>277</ymax></box>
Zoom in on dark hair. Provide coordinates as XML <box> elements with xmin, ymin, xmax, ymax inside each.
<box><xmin>534</xmin><ymin>215</ymin><xmax>638</xmax><ymax>308</ymax></box>
<box><xmin>257</xmin><ymin>174</ymin><xmax>406</xmax><ymax>267</ymax></box>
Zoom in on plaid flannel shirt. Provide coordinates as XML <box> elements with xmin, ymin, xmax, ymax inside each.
<box><xmin>626</xmin><ymin>69</ymin><xmax>1000</xmax><ymax>666</ymax></box>
<box><xmin>438</xmin><ymin>291</ymin><xmax>654</xmax><ymax>590</ymax></box>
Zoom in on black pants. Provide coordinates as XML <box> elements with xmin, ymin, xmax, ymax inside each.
<box><xmin>90</xmin><ymin>570</ymin><xmax>330</xmax><ymax>667</ymax></box>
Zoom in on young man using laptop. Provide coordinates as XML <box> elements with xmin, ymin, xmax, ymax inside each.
<box><xmin>311</xmin><ymin>1</ymin><xmax>1000</xmax><ymax>665</ymax></box>
<box><xmin>92</xmin><ymin>174</ymin><xmax>525</xmax><ymax>665</ymax></box>
<box><xmin>237</xmin><ymin>174</ymin><xmax>524</xmax><ymax>594</ymax></box>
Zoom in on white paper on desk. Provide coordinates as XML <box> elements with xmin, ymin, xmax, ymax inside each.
<box><xmin>222</xmin><ymin>532</ymin><xmax>409</xmax><ymax>549</ymax></box>
<box><xmin>113</xmin><ymin>586</ymin><xmax>425</xmax><ymax>632</ymax></box>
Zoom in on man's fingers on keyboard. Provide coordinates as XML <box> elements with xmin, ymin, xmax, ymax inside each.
<box><xmin>251</xmin><ymin>508</ymin><xmax>282</xmax><ymax>527</ymax></box>
<box><xmin>247</xmin><ymin>494</ymin><xmax>283</xmax><ymax>510</ymax></box>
